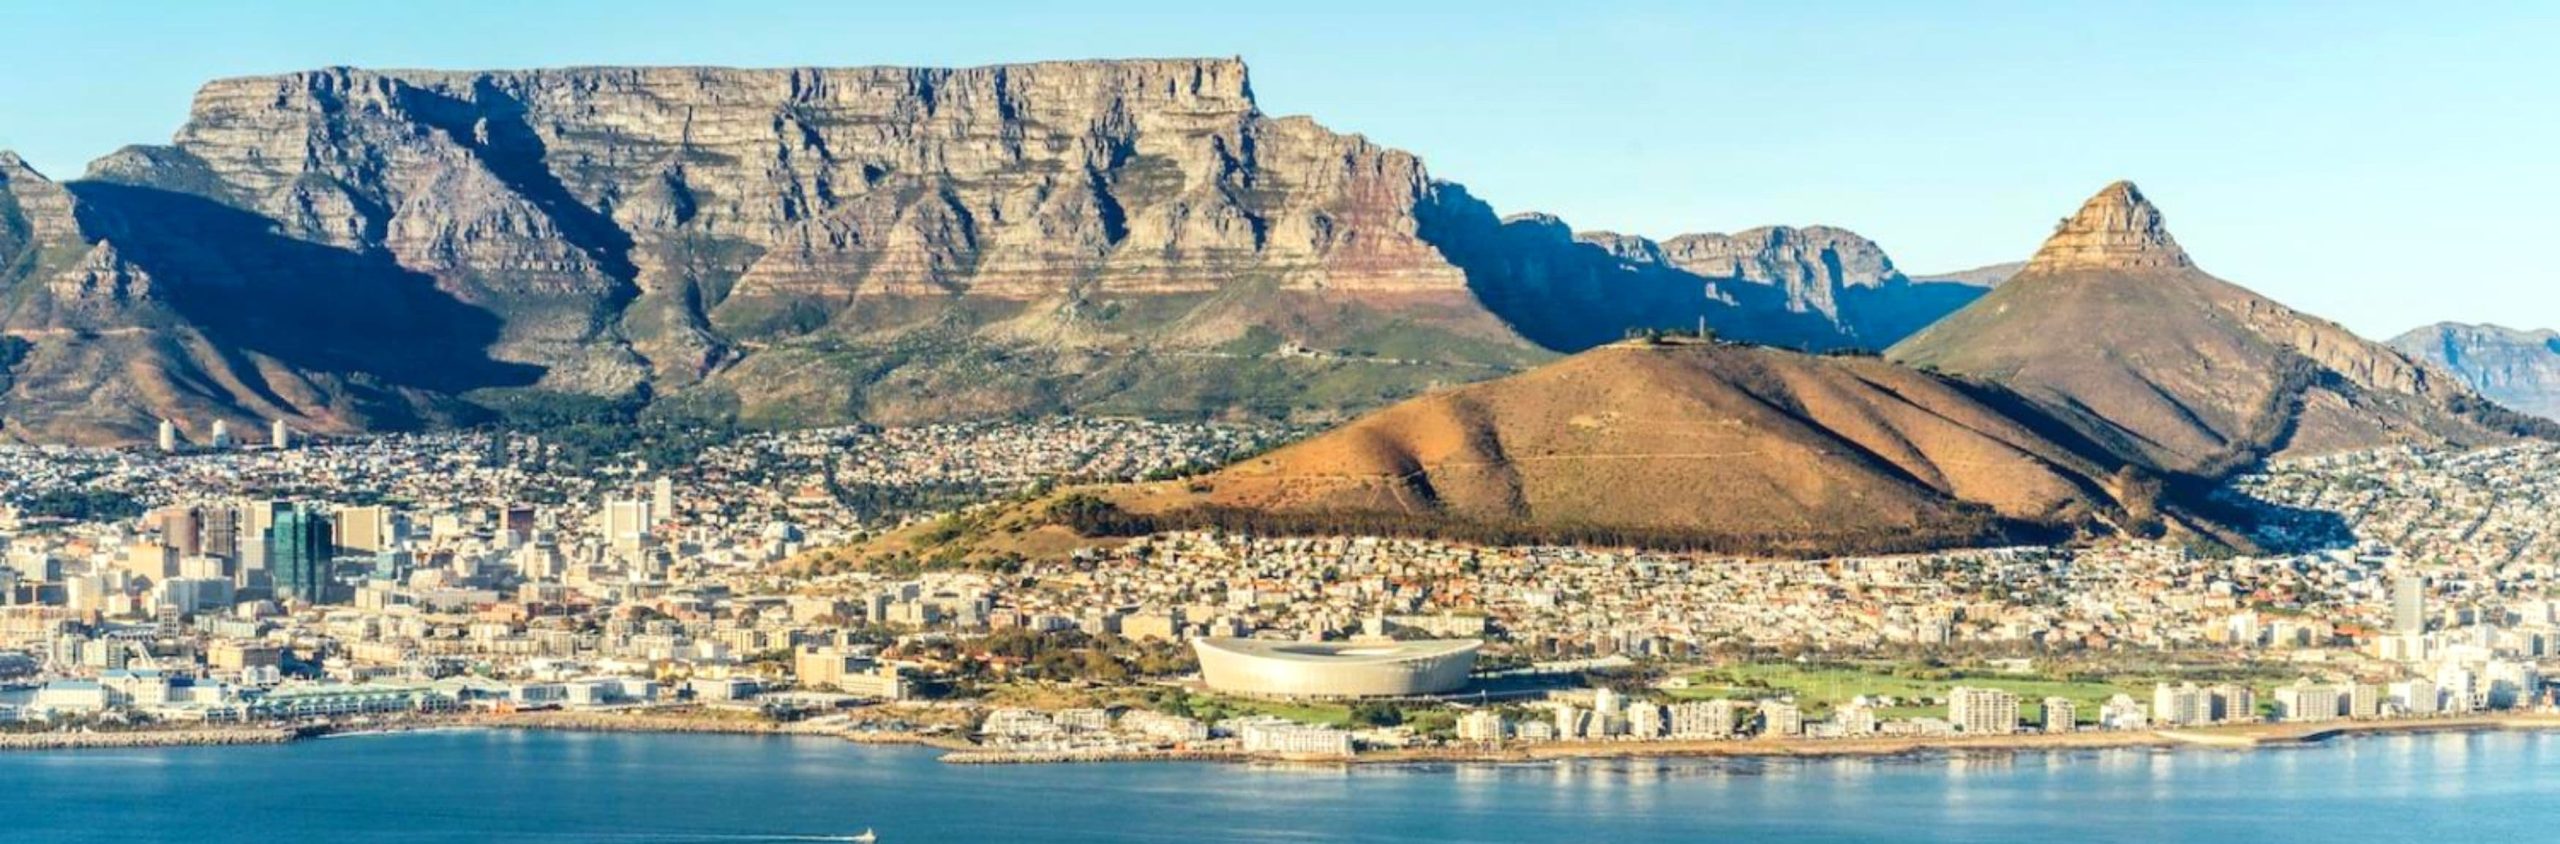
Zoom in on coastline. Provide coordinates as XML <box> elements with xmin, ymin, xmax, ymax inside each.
<box><xmin>8</xmin><ymin>711</ymin><xmax>2555</xmax><ymax>763</ymax></box>
<box><xmin>939</xmin><ymin>713</ymin><xmax>2560</xmax><ymax>766</ymax></box>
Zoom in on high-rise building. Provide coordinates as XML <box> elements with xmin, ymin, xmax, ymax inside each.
<box><xmin>652</xmin><ymin>477</ymin><xmax>675</xmax><ymax>525</ymax></box>
<box><xmin>2042</xmin><ymin>697</ymin><xmax>2078</xmax><ymax>733</ymax></box>
<box><xmin>157</xmin><ymin>419</ymin><xmax>179</xmax><ymax>453</ymax></box>
<box><xmin>209</xmin><ymin>420</ymin><xmax>232</xmax><ymax>449</ymax></box>
<box><xmin>2392</xmin><ymin>573</ymin><xmax>2426</xmax><ymax>634</ymax></box>
<box><xmin>336</xmin><ymin>505</ymin><xmax>401</xmax><ymax>555</ymax></box>
<box><xmin>2274</xmin><ymin>682</ymin><xmax>2341</xmax><ymax>723</ymax></box>
<box><xmin>604</xmin><ymin>499</ymin><xmax>653</xmax><ymax>555</ymax></box>
<box><xmin>156</xmin><ymin>507</ymin><xmax>204</xmax><ymax>558</ymax></box>
<box><xmin>2208</xmin><ymin>684</ymin><xmax>2257</xmax><ymax>723</ymax></box>
<box><xmin>1948</xmin><ymin>686</ymin><xmax>2020</xmax><ymax>735</ymax></box>
<box><xmin>200</xmin><ymin>505</ymin><xmax>241</xmax><ymax>560</ymax></box>
<box><xmin>270</xmin><ymin>419</ymin><xmax>292</xmax><ymax>450</ymax></box>
<box><xmin>2152</xmin><ymin>682</ymin><xmax>2206</xmax><ymax>726</ymax></box>
<box><xmin>269</xmin><ymin>504</ymin><xmax>336</xmax><ymax>604</ymax></box>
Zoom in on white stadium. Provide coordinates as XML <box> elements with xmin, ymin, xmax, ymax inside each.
<box><xmin>1192</xmin><ymin>638</ymin><xmax>1481</xmax><ymax>699</ymax></box>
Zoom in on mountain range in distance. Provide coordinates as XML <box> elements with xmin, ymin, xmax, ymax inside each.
<box><xmin>2389</xmin><ymin>323</ymin><xmax>2560</xmax><ymax>422</ymax></box>
<box><xmin>0</xmin><ymin>58</ymin><xmax>2008</xmax><ymax>447</ymax></box>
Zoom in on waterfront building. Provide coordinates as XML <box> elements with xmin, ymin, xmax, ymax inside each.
<box><xmin>1237</xmin><ymin>720</ymin><xmax>1352</xmax><ymax>756</ymax></box>
<box><xmin>1553</xmin><ymin>704</ymin><xmax>1591</xmax><ymax>740</ymax></box>
<box><xmin>2275</xmin><ymin>682</ymin><xmax>2342</xmax><ymax>722</ymax></box>
<box><xmin>1668</xmin><ymin>700</ymin><xmax>1737</xmax><ymax>739</ymax></box>
<box><xmin>249</xmin><ymin>683</ymin><xmax>453</xmax><ymax>718</ymax></box>
<box><xmin>1118</xmin><ymin>710</ymin><xmax>1209</xmax><ymax>743</ymax></box>
<box><xmin>2389</xmin><ymin>679</ymin><xmax>2439</xmax><ymax>716</ymax></box>
<box><xmin>269</xmin><ymin>504</ymin><xmax>336</xmax><ymax>604</ymax></box>
<box><xmin>2153</xmin><ymin>683</ymin><xmax>2206</xmax><ymax>726</ymax></box>
<box><xmin>2208</xmin><ymin>684</ymin><xmax>2258</xmax><ymax>723</ymax></box>
<box><xmin>2348</xmin><ymin>683</ymin><xmax>2384</xmax><ymax>719</ymax></box>
<box><xmin>1947</xmin><ymin>687</ymin><xmax>2020</xmax><ymax>735</ymax></box>
<box><xmin>1626</xmin><ymin>702</ymin><xmax>1666</xmax><ymax>738</ymax></box>
<box><xmin>1456</xmin><ymin>710</ymin><xmax>1508</xmax><ymax>742</ymax></box>
<box><xmin>1836</xmin><ymin>702</ymin><xmax>1879</xmax><ymax>736</ymax></box>
<box><xmin>2099</xmin><ymin>694</ymin><xmax>2148</xmax><ymax>730</ymax></box>
<box><xmin>2042</xmin><ymin>697</ymin><xmax>2077</xmax><ymax>733</ymax></box>
<box><xmin>1759</xmin><ymin>701</ymin><xmax>1803</xmax><ymax>738</ymax></box>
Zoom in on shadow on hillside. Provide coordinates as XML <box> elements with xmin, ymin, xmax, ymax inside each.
<box><xmin>1937</xmin><ymin>374</ymin><xmax>2355</xmax><ymax>553</ymax></box>
<box><xmin>1414</xmin><ymin>183</ymin><xmax>1850</xmax><ymax>353</ymax></box>
<box><xmin>1840</xmin><ymin>280</ymin><xmax>1991</xmax><ymax>348</ymax></box>
<box><xmin>66</xmin><ymin>181</ymin><xmax>543</xmax><ymax>394</ymax></box>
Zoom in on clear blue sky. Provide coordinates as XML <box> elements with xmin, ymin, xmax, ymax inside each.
<box><xmin>2</xmin><ymin>0</ymin><xmax>2552</xmax><ymax>337</ymax></box>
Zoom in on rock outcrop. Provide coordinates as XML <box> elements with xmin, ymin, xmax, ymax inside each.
<box><xmin>2390</xmin><ymin>323</ymin><xmax>2560</xmax><ymax>421</ymax></box>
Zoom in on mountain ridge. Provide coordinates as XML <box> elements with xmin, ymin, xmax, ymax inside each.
<box><xmin>0</xmin><ymin>58</ymin><xmax>1989</xmax><ymax>445</ymax></box>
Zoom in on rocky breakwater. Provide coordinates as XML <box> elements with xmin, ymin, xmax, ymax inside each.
<box><xmin>0</xmin><ymin>726</ymin><xmax>299</xmax><ymax>751</ymax></box>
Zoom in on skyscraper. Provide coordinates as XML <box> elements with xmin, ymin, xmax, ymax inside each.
<box><xmin>2392</xmin><ymin>572</ymin><xmax>2426</xmax><ymax>634</ymax></box>
<box><xmin>209</xmin><ymin>419</ymin><xmax>232</xmax><ymax>449</ymax></box>
<box><xmin>652</xmin><ymin>477</ymin><xmax>675</xmax><ymax>524</ymax></box>
<box><xmin>156</xmin><ymin>507</ymin><xmax>203</xmax><ymax>558</ymax></box>
<box><xmin>270</xmin><ymin>419</ymin><xmax>292</xmax><ymax>450</ymax></box>
<box><xmin>336</xmin><ymin>505</ymin><xmax>400</xmax><ymax>555</ymax></box>
<box><xmin>157</xmin><ymin>419</ymin><xmax>179</xmax><ymax>453</ymax></box>
<box><xmin>270</xmin><ymin>504</ymin><xmax>336</xmax><ymax>604</ymax></box>
<box><xmin>200</xmin><ymin>505</ymin><xmax>241</xmax><ymax>560</ymax></box>
<box><xmin>604</xmin><ymin>499</ymin><xmax>653</xmax><ymax>556</ymax></box>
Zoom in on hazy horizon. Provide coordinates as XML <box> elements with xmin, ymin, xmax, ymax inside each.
<box><xmin>2</xmin><ymin>0</ymin><xmax>2551</xmax><ymax>338</ymax></box>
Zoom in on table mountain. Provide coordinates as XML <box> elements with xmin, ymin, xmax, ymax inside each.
<box><xmin>2</xmin><ymin>59</ymin><xmax>1989</xmax><ymax>444</ymax></box>
<box><xmin>2390</xmin><ymin>323</ymin><xmax>2560</xmax><ymax>420</ymax></box>
<box><xmin>1890</xmin><ymin>181</ymin><xmax>2529</xmax><ymax>478</ymax></box>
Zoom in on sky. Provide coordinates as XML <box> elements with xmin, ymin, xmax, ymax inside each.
<box><xmin>0</xmin><ymin>0</ymin><xmax>2552</xmax><ymax>337</ymax></box>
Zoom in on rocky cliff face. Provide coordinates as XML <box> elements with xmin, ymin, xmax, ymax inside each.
<box><xmin>8</xmin><ymin>59</ymin><xmax>1988</xmax><ymax>443</ymax></box>
<box><xmin>0</xmin><ymin>153</ymin><xmax>468</xmax><ymax>445</ymax></box>
<box><xmin>2391</xmin><ymin>323</ymin><xmax>2560</xmax><ymax>421</ymax></box>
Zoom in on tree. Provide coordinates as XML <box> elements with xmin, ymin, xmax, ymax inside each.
<box><xmin>1348</xmin><ymin>700</ymin><xmax>1404</xmax><ymax>727</ymax></box>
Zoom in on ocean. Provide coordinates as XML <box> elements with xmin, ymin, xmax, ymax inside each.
<box><xmin>3</xmin><ymin>728</ymin><xmax>2554</xmax><ymax>842</ymax></box>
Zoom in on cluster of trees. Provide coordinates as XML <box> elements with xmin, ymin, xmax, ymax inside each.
<box><xmin>945</xmin><ymin>629</ymin><xmax>1197</xmax><ymax>684</ymax></box>
<box><xmin>1097</xmin><ymin>504</ymin><xmax>2058</xmax><ymax>558</ymax></box>
<box><xmin>14</xmin><ymin>488</ymin><xmax>143</xmax><ymax>522</ymax></box>
<box><xmin>473</xmin><ymin>387</ymin><xmax>741</xmax><ymax>470</ymax></box>
<box><xmin>1044</xmin><ymin>493</ymin><xmax>1156</xmax><ymax>537</ymax></box>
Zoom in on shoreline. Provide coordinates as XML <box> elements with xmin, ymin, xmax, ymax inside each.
<box><xmin>8</xmin><ymin>711</ymin><xmax>2556</xmax><ymax>764</ymax></box>
<box><xmin>938</xmin><ymin>713</ymin><xmax>2560</xmax><ymax>766</ymax></box>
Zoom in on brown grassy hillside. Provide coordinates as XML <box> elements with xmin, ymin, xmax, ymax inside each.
<box><xmin>1118</xmin><ymin>339</ymin><xmax>2156</xmax><ymax>555</ymax></box>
